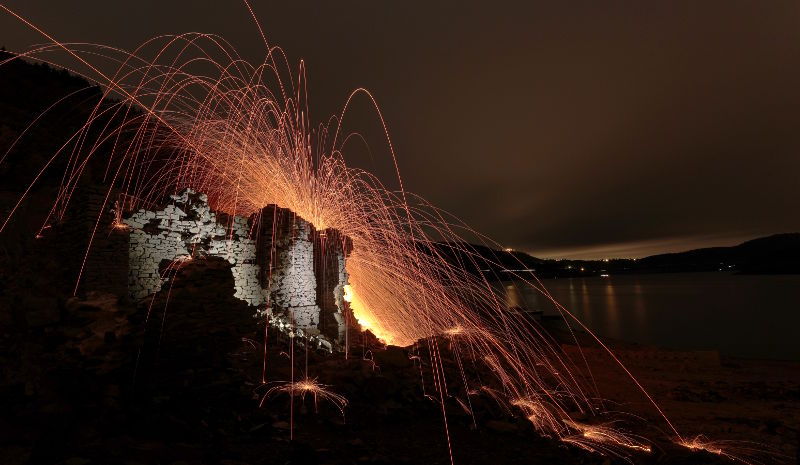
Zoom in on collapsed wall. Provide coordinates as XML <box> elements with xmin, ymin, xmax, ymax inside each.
<box><xmin>255</xmin><ymin>206</ymin><xmax>351</xmax><ymax>340</ymax></box>
<box><xmin>314</xmin><ymin>229</ymin><xmax>352</xmax><ymax>342</ymax></box>
<box><xmin>123</xmin><ymin>189</ymin><xmax>353</xmax><ymax>343</ymax></box>
<box><xmin>123</xmin><ymin>189</ymin><xmax>265</xmax><ymax>307</ymax></box>
<box><xmin>261</xmin><ymin>208</ymin><xmax>320</xmax><ymax>329</ymax></box>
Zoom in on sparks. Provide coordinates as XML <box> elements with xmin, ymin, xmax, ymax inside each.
<box><xmin>262</xmin><ymin>377</ymin><xmax>348</xmax><ymax>420</ymax></box>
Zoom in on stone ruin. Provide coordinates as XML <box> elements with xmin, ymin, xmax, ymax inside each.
<box><xmin>119</xmin><ymin>189</ymin><xmax>353</xmax><ymax>348</ymax></box>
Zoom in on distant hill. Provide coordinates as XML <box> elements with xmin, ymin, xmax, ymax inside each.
<box><xmin>422</xmin><ymin>241</ymin><xmax>543</xmax><ymax>276</ymax></box>
<box><xmin>633</xmin><ymin>233</ymin><xmax>800</xmax><ymax>275</ymax></box>
<box><xmin>435</xmin><ymin>233</ymin><xmax>800</xmax><ymax>279</ymax></box>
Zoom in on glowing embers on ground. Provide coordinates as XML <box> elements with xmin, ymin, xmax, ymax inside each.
<box><xmin>675</xmin><ymin>435</ymin><xmax>782</xmax><ymax>464</ymax></box>
<box><xmin>509</xmin><ymin>397</ymin><xmax>565</xmax><ymax>435</ymax></box>
<box><xmin>679</xmin><ymin>435</ymin><xmax>725</xmax><ymax>455</ymax></box>
<box><xmin>510</xmin><ymin>396</ymin><xmax>652</xmax><ymax>455</ymax></box>
<box><xmin>260</xmin><ymin>377</ymin><xmax>348</xmax><ymax>421</ymax></box>
<box><xmin>562</xmin><ymin>420</ymin><xmax>651</xmax><ymax>455</ymax></box>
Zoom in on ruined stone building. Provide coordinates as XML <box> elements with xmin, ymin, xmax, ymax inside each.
<box><xmin>72</xmin><ymin>188</ymin><xmax>353</xmax><ymax>348</ymax></box>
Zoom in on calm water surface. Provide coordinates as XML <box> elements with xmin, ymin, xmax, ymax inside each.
<box><xmin>498</xmin><ymin>273</ymin><xmax>800</xmax><ymax>360</ymax></box>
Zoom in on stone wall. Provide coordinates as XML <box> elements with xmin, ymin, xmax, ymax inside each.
<box><xmin>121</xmin><ymin>189</ymin><xmax>352</xmax><ymax>341</ymax></box>
<box><xmin>265</xmin><ymin>213</ymin><xmax>320</xmax><ymax>329</ymax></box>
<box><xmin>314</xmin><ymin>230</ymin><xmax>351</xmax><ymax>341</ymax></box>
<box><xmin>123</xmin><ymin>189</ymin><xmax>265</xmax><ymax>307</ymax></box>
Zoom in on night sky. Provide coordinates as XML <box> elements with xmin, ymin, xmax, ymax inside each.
<box><xmin>2</xmin><ymin>1</ymin><xmax>799</xmax><ymax>259</ymax></box>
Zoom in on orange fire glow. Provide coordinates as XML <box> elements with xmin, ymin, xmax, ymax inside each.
<box><xmin>344</xmin><ymin>283</ymin><xmax>395</xmax><ymax>345</ymax></box>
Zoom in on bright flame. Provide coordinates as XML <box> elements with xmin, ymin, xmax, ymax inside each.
<box><xmin>344</xmin><ymin>283</ymin><xmax>395</xmax><ymax>344</ymax></box>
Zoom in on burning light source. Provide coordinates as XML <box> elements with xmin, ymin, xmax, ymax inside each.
<box><xmin>342</xmin><ymin>284</ymin><xmax>353</xmax><ymax>303</ymax></box>
<box><xmin>343</xmin><ymin>283</ymin><xmax>393</xmax><ymax>344</ymax></box>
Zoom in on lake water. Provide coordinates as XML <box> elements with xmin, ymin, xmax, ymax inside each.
<box><xmin>497</xmin><ymin>273</ymin><xmax>800</xmax><ymax>360</ymax></box>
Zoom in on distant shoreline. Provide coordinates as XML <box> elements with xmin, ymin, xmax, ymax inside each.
<box><xmin>433</xmin><ymin>233</ymin><xmax>800</xmax><ymax>279</ymax></box>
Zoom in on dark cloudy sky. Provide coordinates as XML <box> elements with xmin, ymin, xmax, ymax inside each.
<box><xmin>2</xmin><ymin>1</ymin><xmax>799</xmax><ymax>258</ymax></box>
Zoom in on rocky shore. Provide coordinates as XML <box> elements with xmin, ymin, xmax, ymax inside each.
<box><xmin>0</xmin><ymin>257</ymin><xmax>794</xmax><ymax>464</ymax></box>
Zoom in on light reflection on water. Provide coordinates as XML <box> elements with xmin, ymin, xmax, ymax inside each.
<box><xmin>495</xmin><ymin>272</ymin><xmax>800</xmax><ymax>360</ymax></box>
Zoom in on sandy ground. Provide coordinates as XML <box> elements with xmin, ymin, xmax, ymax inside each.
<box><xmin>553</xmin><ymin>325</ymin><xmax>800</xmax><ymax>463</ymax></box>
